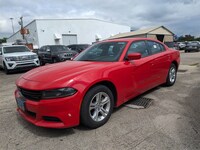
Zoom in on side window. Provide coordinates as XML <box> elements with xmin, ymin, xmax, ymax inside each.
<box><xmin>147</xmin><ymin>41</ymin><xmax>165</xmax><ymax>55</ymax></box>
<box><xmin>127</xmin><ymin>41</ymin><xmax>149</xmax><ymax>57</ymax></box>
<box><xmin>70</xmin><ymin>45</ymin><xmax>76</xmax><ymax>51</ymax></box>
<box><xmin>39</xmin><ymin>46</ymin><xmax>45</xmax><ymax>52</ymax></box>
<box><xmin>0</xmin><ymin>47</ymin><xmax>2</xmax><ymax>55</ymax></box>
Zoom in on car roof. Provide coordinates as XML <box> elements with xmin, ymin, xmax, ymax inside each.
<box><xmin>104</xmin><ymin>37</ymin><xmax>164</xmax><ymax>43</ymax></box>
<box><xmin>1</xmin><ymin>45</ymin><xmax>26</xmax><ymax>48</ymax></box>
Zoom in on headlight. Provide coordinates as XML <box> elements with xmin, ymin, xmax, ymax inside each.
<box><xmin>31</xmin><ymin>55</ymin><xmax>38</xmax><ymax>59</ymax></box>
<box><xmin>42</xmin><ymin>87</ymin><xmax>77</xmax><ymax>99</ymax></box>
<box><xmin>5</xmin><ymin>57</ymin><xmax>17</xmax><ymax>61</ymax></box>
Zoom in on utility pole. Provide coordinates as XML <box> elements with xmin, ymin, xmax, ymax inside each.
<box><xmin>19</xmin><ymin>16</ymin><xmax>25</xmax><ymax>39</ymax></box>
<box><xmin>10</xmin><ymin>18</ymin><xmax>14</xmax><ymax>34</ymax></box>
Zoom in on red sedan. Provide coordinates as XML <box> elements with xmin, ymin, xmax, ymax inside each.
<box><xmin>15</xmin><ymin>38</ymin><xmax>180</xmax><ymax>129</ymax></box>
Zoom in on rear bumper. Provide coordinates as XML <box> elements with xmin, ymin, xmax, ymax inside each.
<box><xmin>15</xmin><ymin>89</ymin><xmax>82</xmax><ymax>128</ymax></box>
<box><xmin>185</xmin><ymin>47</ymin><xmax>199</xmax><ymax>51</ymax></box>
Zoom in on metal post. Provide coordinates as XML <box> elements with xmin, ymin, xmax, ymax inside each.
<box><xmin>20</xmin><ymin>16</ymin><xmax>25</xmax><ymax>39</ymax></box>
<box><xmin>10</xmin><ymin>18</ymin><xmax>14</xmax><ymax>34</ymax></box>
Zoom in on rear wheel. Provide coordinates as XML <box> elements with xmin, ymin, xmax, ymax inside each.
<box><xmin>165</xmin><ymin>63</ymin><xmax>177</xmax><ymax>86</ymax></box>
<box><xmin>81</xmin><ymin>85</ymin><xmax>114</xmax><ymax>129</ymax></box>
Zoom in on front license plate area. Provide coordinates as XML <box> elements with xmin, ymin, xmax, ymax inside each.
<box><xmin>16</xmin><ymin>97</ymin><xmax>26</xmax><ymax>111</ymax></box>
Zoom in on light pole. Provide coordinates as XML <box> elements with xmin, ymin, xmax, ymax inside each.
<box><xmin>10</xmin><ymin>18</ymin><xmax>14</xmax><ymax>34</ymax></box>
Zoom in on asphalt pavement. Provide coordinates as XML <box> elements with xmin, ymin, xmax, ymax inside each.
<box><xmin>0</xmin><ymin>51</ymin><xmax>200</xmax><ymax>150</ymax></box>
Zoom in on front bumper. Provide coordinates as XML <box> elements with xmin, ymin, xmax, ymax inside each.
<box><xmin>4</xmin><ymin>59</ymin><xmax>40</xmax><ymax>70</ymax></box>
<box><xmin>15</xmin><ymin>89</ymin><xmax>82</xmax><ymax>128</ymax></box>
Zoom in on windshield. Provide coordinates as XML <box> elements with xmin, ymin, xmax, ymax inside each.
<box><xmin>74</xmin><ymin>42</ymin><xmax>127</xmax><ymax>62</ymax></box>
<box><xmin>187</xmin><ymin>42</ymin><xmax>199</xmax><ymax>46</ymax></box>
<box><xmin>3</xmin><ymin>46</ymin><xmax>30</xmax><ymax>53</ymax></box>
<box><xmin>50</xmin><ymin>45</ymin><xmax>70</xmax><ymax>52</ymax></box>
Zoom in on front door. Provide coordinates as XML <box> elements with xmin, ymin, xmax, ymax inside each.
<box><xmin>124</xmin><ymin>40</ymin><xmax>153</xmax><ymax>100</ymax></box>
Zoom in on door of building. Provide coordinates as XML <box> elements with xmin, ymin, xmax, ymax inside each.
<box><xmin>62</xmin><ymin>34</ymin><xmax>77</xmax><ymax>45</ymax></box>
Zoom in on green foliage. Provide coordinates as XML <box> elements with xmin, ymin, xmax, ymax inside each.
<box><xmin>0</xmin><ymin>38</ymin><xmax>7</xmax><ymax>44</ymax></box>
<box><xmin>178</xmin><ymin>35</ymin><xmax>200</xmax><ymax>42</ymax></box>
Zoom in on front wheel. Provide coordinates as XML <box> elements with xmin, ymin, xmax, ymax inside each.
<box><xmin>3</xmin><ymin>62</ymin><xmax>10</xmax><ymax>74</ymax></box>
<box><xmin>165</xmin><ymin>63</ymin><xmax>177</xmax><ymax>86</ymax></box>
<box><xmin>80</xmin><ymin>85</ymin><xmax>114</xmax><ymax>129</ymax></box>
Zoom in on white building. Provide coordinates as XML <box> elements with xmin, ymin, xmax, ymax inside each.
<box><xmin>7</xmin><ymin>19</ymin><xmax>130</xmax><ymax>48</ymax></box>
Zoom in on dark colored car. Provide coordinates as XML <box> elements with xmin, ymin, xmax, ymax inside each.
<box><xmin>38</xmin><ymin>45</ymin><xmax>78</xmax><ymax>65</ymax></box>
<box><xmin>185</xmin><ymin>41</ymin><xmax>200</xmax><ymax>52</ymax></box>
<box><xmin>164</xmin><ymin>42</ymin><xmax>178</xmax><ymax>50</ymax></box>
<box><xmin>67</xmin><ymin>44</ymin><xmax>90</xmax><ymax>53</ymax></box>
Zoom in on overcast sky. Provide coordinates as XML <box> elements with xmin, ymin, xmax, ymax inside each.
<box><xmin>0</xmin><ymin>0</ymin><xmax>200</xmax><ymax>38</ymax></box>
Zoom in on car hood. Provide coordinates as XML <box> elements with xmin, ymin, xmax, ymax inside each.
<box><xmin>20</xmin><ymin>61</ymin><xmax>115</xmax><ymax>83</ymax></box>
<box><xmin>4</xmin><ymin>52</ymin><xmax>36</xmax><ymax>57</ymax></box>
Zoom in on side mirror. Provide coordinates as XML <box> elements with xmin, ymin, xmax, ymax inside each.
<box><xmin>127</xmin><ymin>53</ymin><xmax>141</xmax><ymax>60</ymax></box>
<box><xmin>0</xmin><ymin>51</ymin><xmax>2</xmax><ymax>55</ymax></box>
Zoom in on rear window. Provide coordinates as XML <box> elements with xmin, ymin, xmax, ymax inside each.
<box><xmin>50</xmin><ymin>45</ymin><xmax>69</xmax><ymax>52</ymax></box>
<box><xmin>3</xmin><ymin>46</ymin><xmax>30</xmax><ymax>53</ymax></box>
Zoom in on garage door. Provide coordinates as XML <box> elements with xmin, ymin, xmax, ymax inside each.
<box><xmin>62</xmin><ymin>34</ymin><xmax>77</xmax><ymax>45</ymax></box>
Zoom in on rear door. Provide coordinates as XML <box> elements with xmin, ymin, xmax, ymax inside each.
<box><xmin>146</xmin><ymin>40</ymin><xmax>171</xmax><ymax>85</ymax></box>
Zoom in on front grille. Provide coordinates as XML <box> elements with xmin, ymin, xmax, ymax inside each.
<box><xmin>18</xmin><ymin>55</ymin><xmax>36</xmax><ymax>60</ymax></box>
<box><xmin>18</xmin><ymin>87</ymin><xmax>42</xmax><ymax>101</ymax></box>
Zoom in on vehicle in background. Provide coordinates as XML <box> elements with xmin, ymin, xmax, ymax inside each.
<box><xmin>67</xmin><ymin>44</ymin><xmax>90</xmax><ymax>53</ymax></box>
<box><xmin>38</xmin><ymin>45</ymin><xmax>78</xmax><ymax>65</ymax></box>
<box><xmin>177</xmin><ymin>42</ymin><xmax>186</xmax><ymax>50</ymax></box>
<box><xmin>185</xmin><ymin>41</ymin><xmax>200</xmax><ymax>53</ymax></box>
<box><xmin>15</xmin><ymin>38</ymin><xmax>180</xmax><ymax>129</ymax></box>
<box><xmin>0</xmin><ymin>45</ymin><xmax>39</xmax><ymax>74</ymax></box>
<box><xmin>164</xmin><ymin>42</ymin><xmax>178</xmax><ymax>50</ymax></box>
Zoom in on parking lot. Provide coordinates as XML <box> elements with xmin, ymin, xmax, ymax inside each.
<box><xmin>0</xmin><ymin>51</ymin><xmax>200</xmax><ymax>150</ymax></box>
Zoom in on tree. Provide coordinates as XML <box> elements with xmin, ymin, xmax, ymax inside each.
<box><xmin>0</xmin><ymin>38</ymin><xmax>7</xmax><ymax>44</ymax></box>
<box><xmin>178</xmin><ymin>35</ymin><xmax>199</xmax><ymax>42</ymax></box>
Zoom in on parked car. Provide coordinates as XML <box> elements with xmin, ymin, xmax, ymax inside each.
<box><xmin>15</xmin><ymin>38</ymin><xmax>180</xmax><ymax>129</ymax></box>
<box><xmin>67</xmin><ymin>44</ymin><xmax>90</xmax><ymax>53</ymax></box>
<box><xmin>177</xmin><ymin>42</ymin><xmax>186</xmax><ymax>50</ymax></box>
<box><xmin>37</xmin><ymin>45</ymin><xmax>78</xmax><ymax>65</ymax></box>
<box><xmin>185</xmin><ymin>41</ymin><xmax>200</xmax><ymax>52</ymax></box>
<box><xmin>164</xmin><ymin>42</ymin><xmax>178</xmax><ymax>50</ymax></box>
<box><xmin>0</xmin><ymin>45</ymin><xmax>39</xmax><ymax>74</ymax></box>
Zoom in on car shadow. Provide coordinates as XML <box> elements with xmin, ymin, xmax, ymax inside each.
<box><xmin>112</xmin><ymin>86</ymin><xmax>161</xmax><ymax>113</ymax></box>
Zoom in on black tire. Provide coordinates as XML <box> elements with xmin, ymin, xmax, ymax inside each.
<box><xmin>165</xmin><ymin>63</ymin><xmax>177</xmax><ymax>86</ymax></box>
<box><xmin>185</xmin><ymin>50</ymin><xmax>187</xmax><ymax>53</ymax></box>
<box><xmin>39</xmin><ymin>58</ymin><xmax>45</xmax><ymax>66</ymax></box>
<box><xmin>3</xmin><ymin>62</ymin><xmax>10</xmax><ymax>74</ymax></box>
<box><xmin>52</xmin><ymin>58</ymin><xmax>57</xmax><ymax>63</ymax></box>
<box><xmin>80</xmin><ymin>85</ymin><xmax>114</xmax><ymax>129</ymax></box>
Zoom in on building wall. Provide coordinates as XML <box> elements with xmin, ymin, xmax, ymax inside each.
<box><xmin>163</xmin><ymin>35</ymin><xmax>173</xmax><ymax>42</ymax></box>
<box><xmin>36</xmin><ymin>19</ymin><xmax>130</xmax><ymax>47</ymax></box>
<box><xmin>147</xmin><ymin>34</ymin><xmax>157</xmax><ymax>39</ymax></box>
<box><xmin>149</xmin><ymin>27</ymin><xmax>172</xmax><ymax>35</ymax></box>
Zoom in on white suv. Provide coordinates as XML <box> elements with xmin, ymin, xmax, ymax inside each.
<box><xmin>0</xmin><ymin>45</ymin><xmax>40</xmax><ymax>74</ymax></box>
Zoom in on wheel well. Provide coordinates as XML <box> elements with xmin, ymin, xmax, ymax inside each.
<box><xmin>172</xmin><ymin>61</ymin><xmax>178</xmax><ymax>70</ymax></box>
<box><xmin>88</xmin><ymin>81</ymin><xmax>117</xmax><ymax>106</ymax></box>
